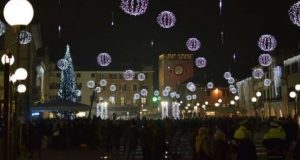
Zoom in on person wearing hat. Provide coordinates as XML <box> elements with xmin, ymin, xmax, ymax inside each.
<box><xmin>233</xmin><ymin>119</ymin><xmax>257</xmax><ymax>160</ymax></box>
<box><xmin>263</xmin><ymin>121</ymin><xmax>286</xmax><ymax>157</ymax></box>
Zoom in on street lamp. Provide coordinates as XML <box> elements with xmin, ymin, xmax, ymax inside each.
<box><xmin>256</xmin><ymin>91</ymin><xmax>262</xmax><ymax>98</ymax></box>
<box><xmin>251</xmin><ymin>97</ymin><xmax>257</xmax><ymax>103</ymax></box>
<box><xmin>205</xmin><ymin>101</ymin><xmax>209</xmax><ymax>105</ymax></box>
<box><xmin>17</xmin><ymin>84</ymin><xmax>26</xmax><ymax>93</ymax></box>
<box><xmin>2</xmin><ymin>1</ymin><xmax>34</xmax><ymax>159</ymax></box>
<box><xmin>230</xmin><ymin>100</ymin><xmax>235</xmax><ymax>105</ymax></box>
<box><xmin>234</xmin><ymin>95</ymin><xmax>239</xmax><ymax>101</ymax></box>
<box><xmin>295</xmin><ymin>84</ymin><xmax>300</xmax><ymax>92</ymax></box>
<box><xmin>218</xmin><ymin>98</ymin><xmax>222</xmax><ymax>103</ymax></box>
<box><xmin>252</xmin><ymin>97</ymin><xmax>258</xmax><ymax>118</ymax></box>
<box><xmin>290</xmin><ymin>91</ymin><xmax>297</xmax><ymax>117</ymax></box>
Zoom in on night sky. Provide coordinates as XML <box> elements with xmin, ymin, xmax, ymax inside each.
<box><xmin>31</xmin><ymin>0</ymin><xmax>300</xmax><ymax>85</ymax></box>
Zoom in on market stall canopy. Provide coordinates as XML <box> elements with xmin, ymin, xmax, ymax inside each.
<box><xmin>31</xmin><ymin>98</ymin><xmax>91</xmax><ymax>112</ymax></box>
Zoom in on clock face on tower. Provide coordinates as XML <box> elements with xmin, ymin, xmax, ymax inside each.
<box><xmin>174</xmin><ymin>65</ymin><xmax>184</xmax><ymax>75</ymax></box>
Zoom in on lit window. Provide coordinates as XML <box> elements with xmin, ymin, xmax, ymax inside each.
<box><xmin>141</xmin><ymin>97</ymin><xmax>146</xmax><ymax>105</ymax></box>
<box><xmin>121</xmin><ymin>97</ymin><xmax>125</xmax><ymax>106</ymax></box>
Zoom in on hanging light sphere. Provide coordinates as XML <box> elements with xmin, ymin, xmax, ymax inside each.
<box><xmin>1</xmin><ymin>54</ymin><xmax>15</xmax><ymax>66</ymax></box>
<box><xmin>19</xmin><ymin>30</ymin><xmax>32</xmax><ymax>45</ymax></box>
<box><xmin>154</xmin><ymin>90</ymin><xmax>160</xmax><ymax>96</ymax></box>
<box><xmin>87</xmin><ymin>80</ymin><xmax>95</xmax><ymax>88</ymax></box>
<box><xmin>97</xmin><ymin>53</ymin><xmax>112</xmax><ymax>67</ymax></box>
<box><xmin>15</xmin><ymin>68</ymin><xmax>27</xmax><ymax>80</ymax></box>
<box><xmin>134</xmin><ymin>93</ymin><xmax>141</xmax><ymax>100</ymax></box>
<box><xmin>120</xmin><ymin>0</ymin><xmax>148</xmax><ymax>16</ymax></box>
<box><xmin>99</xmin><ymin>79</ymin><xmax>107</xmax><ymax>87</ymax></box>
<box><xmin>95</xmin><ymin>87</ymin><xmax>101</xmax><ymax>93</ymax></box>
<box><xmin>207</xmin><ymin>82</ymin><xmax>214</xmax><ymax>89</ymax></box>
<box><xmin>110</xmin><ymin>84</ymin><xmax>117</xmax><ymax>92</ymax></box>
<box><xmin>252</xmin><ymin>68</ymin><xmax>264</xmax><ymax>79</ymax></box>
<box><xmin>289</xmin><ymin>1</ymin><xmax>300</xmax><ymax>26</ymax></box>
<box><xmin>137</xmin><ymin>73</ymin><xmax>146</xmax><ymax>81</ymax></box>
<box><xmin>258</xmin><ymin>34</ymin><xmax>277</xmax><ymax>52</ymax></box>
<box><xmin>175</xmin><ymin>93</ymin><xmax>180</xmax><ymax>99</ymax></box>
<box><xmin>76</xmin><ymin>90</ymin><xmax>81</xmax><ymax>96</ymax></box>
<box><xmin>123</xmin><ymin>69</ymin><xmax>135</xmax><ymax>81</ymax></box>
<box><xmin>0</xmin><ymin>20</ymin><xmax>6</xmax><ymax>36</ymax></box>
<box><xmin>186</xmin><ymin>95</ymin><xmax>192</xmax><ymax>101</ymax></box>
<box><xmin>165</xmin><ymin>86</ymin><xmax>171</xmax><ymax>92</ymax></box>
<box><xmin>140</xmin><ymin>89</ymin><xmax>148</xmax><ymax>96</ymax></box>
<box><xmin>109</xmin><ymin>96</ymin><xmax>115</xmax><ymax>103</ymax></box>
<box><xmin>157</xmin><ymin>11</ymin><xmax>176</xmax><ymax>29</ymax></box>
<box><xmin>17</xmin><ymin>84</ymin><xmax>26</xmax><ymax>93</ymax></box>
<box><xmin>264</xmin><ymin>79</ymin><xmax>272</xmax><ymax>87</ymax></box>
<box><xmin>170</xmin><ymin>92</ymin><xmax>176</xmax><ymax>98</ymax></box>
<box><xmin>186</xmin><ymin>37</ymin><xmax>201</xmax><ymax>51</ymax></box>
<box><xmin>229</xmin><ymin>85</ymin><xmax>235</xmax><ymax>90</ymax></box>
<box><xmin>187</xmin><ymin>82</ymin><xmax>196</xmax><ymax>92</ymax></box>
<box><xmin>258</xmin><ymin>53</ymin><xmax>272</xmax><ymax>67</ymax></box>
<box><xmin>230</xmin><ymin>87</ymin><xmax>237</xmax><ymax>94</ymax></box>
<box><xmin>162</xmin><ymin>90</ymin><xmax>169</xmax><ymax>97</ymax></box>
<box><xmin>192</xmin><ymin>94</ymin><xmax>197</xmax><ymax>99</ymax></box>
<box><xmin>224</xmin><ymin>72</ymin><xmax>232</xmax><ymax>80</ymax></box>
<box><xmin>3</xmin><ymin>0</ymin><xmax>34</xmax><ymax>26</ymax></box>
<box><xmin>195</xmin><ymin>57</ymin><xmax>207</xmax><ymax>68</ymax></box>
<box><xmin>228</xmin><ymin>77</ymin><xmax>235</xmax><ymax>84</ymax></box>
<box><xmin>57</xmin><ymin>59</ymin><xmax>69</xmax><ymax>70</ymax></box>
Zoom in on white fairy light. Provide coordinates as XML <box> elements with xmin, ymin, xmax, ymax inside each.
<box><xmin>99</xmin><ymin>79</ymin><xmax>107</xmax><ymax>87</ymax></box>
<box><xmin>195</xmin><ymin>57</ymin><xmax>207</xmax><ymax>68</ymax></box>
<box><xmin>187</xmin><ymin>82</ymin><xmax>196</xmax><ymax>92</ymax></box>
<box><xmin>252</xmin><ymin>68</ymin><xmax>264</xmax><ymax>79</ymax></box>
<box><xmin>123</xmin><ymin>69</ymin><xmax>135</xmax><ymax>81</ymax></box>
<box><xmin>137</xmin><ymin>73</ymin><xmax>146</xmax><ymax>81</ymax></box>
<box><xmin>154</xmin><ymin>90</ymin><xmax>160</xmax><ymax>96</ymax></box>
<box><xmin>134</xmin><ymin>93</ymin><xmax>141</xmax><ymax>100</ymax></box>
<box><xmin>110</xmin><ymin>84</ymin><xmax>117</xmax><ymax>92</ymax></box>
<box><xmin>97</xmin><ymin>53</ymin><xmax>112</xmax><ymax>67</ymax></box>
<box><xmin>289</xmin><ymin>1</ymin><xmax>300</xmax><ymax>27</ymax></box>
<box><xmin>224</xmin><ymin>72</ymin><xmax>232</xmax><ymax>80</ymax></box>
<box><xmin>19</xmin><ymin>30</ymin><xmax>32</xmax><ymax>45</ymax></box>
<box><xmin>120</xmin><ymin>0</ymin><xmax>148</xmax><ymax>16</ymax></box>
<box><xmin>264</xmin><ymin>79</ymin><xmax>272</xmax><ymax>87</ymax></box>
<box><xmin>87</xmin><ymin>80</ymin><xmax>95</xmax><ymax>89</ymax></box>
<box><xmin>0</xmin><ymin>20</ymin><xmax>6</xmax><ymax>36</ymax></box>
<box><xmin>140</xmin><ymin>88</ymin><xmax>148</xmax><ymax>96</ymax></box>
<box><xmin>157</xmin><ymin>11</ymin><xmax>176</xmax><ymax>29</ymax></box>
<box><xmin>165</xmin><ymin>86</ymin><xmax>171</xmax><ymax>92</ymax></box>
<box><xmin>170</xmin><ymin>91</ymin><xmax>176</xmax><ymax>98</ymax></box>
<box><xmin>57</xmin><ymin>59</ymin><xmax>69</xmax><ymax>70</ymax></box>
<box><xmin>95</xmin><ymin>87</ymin><xmax>101</xmax><ymax>93</ymax></box>
<box><xmin>162</xmin><ymin>90</ymin><xmax>169</xmax><ymax>97</ymax></box>
<box><xmin>207</xmin><ymin>82</ymin><xmax>214</xmax><ymax>89</ymax></box>
<box><xmin>228</xmin><ymin>77</ymin><xmax>235</xmax><ymax>84</ymax></box>
<box><xmin>109</xmin><ymin>96</ymin><xmax>115</xmax><ymax>103</ymax></box>
<box><xmin>192</xmin><ymin>94</ymin><xmax>197</xmax><ymax>99</ymax></box>
<box><xmin>258</xmin><ymin>53</ymin><xmax>272</xmax><ymax>67</ymax></box>
<box><xmin>186</xmin><ymin>37</ymin><xmax>201</xmax><ymax>51</ymax></box>
<box><xmin>186</xmin><ymin>95</ymin><xmax>192</xmax><ymax>101</ymax></box>
<box><xmin>258</xmin><ymin>34</ymin><xmax>277</xmax><ymax>52</ymax></box>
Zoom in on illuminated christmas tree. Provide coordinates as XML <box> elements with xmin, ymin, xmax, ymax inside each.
<box><xmin>58</xmin><ymin>45</ymin><xmax>77</xmax><ymax>102</ymax></box>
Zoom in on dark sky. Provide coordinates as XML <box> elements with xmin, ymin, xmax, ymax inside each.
<box><xmin>33</xmin><ymin>0</ymin><xmax>300</xmax><ymax>84</ymax></box>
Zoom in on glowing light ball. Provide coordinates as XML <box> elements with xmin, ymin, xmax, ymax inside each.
<box><xmin>95</xmin><ymin>87</ymin><xmax>101</xmax><ymax>93</ymax></box>
<box><xmin>19</xmin><ymin>31</ymin><xmax>32</xmax><ymax>45</ymax></box>
<box><xmin>187</xmin><ymin>82</ymin><xmax>196</xmax><ymax>92</ymax></box>
<box><xmin>258</xmin><ymin>53</ymin><xmax>272</xmax><ymax>67</ymax></box>
<box><xmin>264</xmin><ymin>79</ymin><xmax>272</xmax><ymax>87</ymax></box>
<box><xmin>207</xmin><ymin>82</ymin><xmax>214</xmax><ymax>89</ymax></box>
<box><xmin>175</xmin><ymin>94</ymin><xmax>180</xmax><ymax>99</ymax></box>
<box><xmin>252</xmin><ymin>68</ymin><xmax>264</xmax><ymax>79</ymax></box>
<box><xmin>224</xmin><ymin>72</ymin><xmax>232</xmax><ymax>80</ymax></box>
<box><xmin>134</xmin><ymin>93</ymin><xmax>141</xmax><ymax>100</ymax></box>
<box><xmin>157</xmin><ymin>11</ymin><xmax>176</xmax><ymax>29</ymax></box>
<box><xmin>162</xmin><ymin>90</ymin><xmax>169</xmax><ymax>97</ymax></box>
<box><xmin>195</xmin><ymin>57</ymin><xmax>207</xmax><ymax>68</ymax></box>
<box><xmin>186</xmin><ymin>38</ymin><xmax>201</xmax><ymax>51</ymax></box>
<box><xmin>109</xmin><ymin>96</ymin><xmax>115</xmax><ymax>103</ymax></box>
<box><xmin>154</xmin><ymin>90</ymin><xmax>160</xmax><ymax>96</ymax></box>
<box><xmin>76</xmin><ymin>90</ymin><xmax>81</xmax><ymax>96</ymax></box>
<box><xmin>123</xmin><ymin>69</ymin><xmax>135</xmax><ymax>80</ymax></box>
<box><xmin>137</xmin><ymin>73</ymin><xmax>146</xmax><ymax>81</ymax></box>
<box><xmin>229</xmin><ymin>85</ymin><xmax>235</xmax><ymax>90</ymax></box>
<box><xmin>0</xmin><ymin>20</ymin><xmax>6</xmax><ymax>36</ymax></box>
<box><xmin>289</xmin><ymin>1</ymin><xmax>300</xmax><ymax>26</ymax></box>
<box><xmin>97</xmin><ymin>53</ymin><xmax>111</xmax><ymax>67</ymax></box>
<box><xmin>99</xmin><ymin>79</ymin><xmax>107</xmax><ymax>86</ymax></box>
<box><xmin>57</xmin><ymin>59</ymin><xmax>68</xmax><ymax>70</ymax></box>
<box><xmin>186</xmin><ymin>95</ymin><xmax>192</xmax><ymax>101</ymax></box>
<box><xmin>192</xmin><ymin>95</ymin><xmax>197</xmax><ymax>99</ymax></box>
<box><xmin>230</xmin><ymin>87</ymin><xmax>237</xmax><ymax>94</ymax></box>
<box><xmin>110</xmin><ymin>85</ymin><xmax>117</xmax><ymax>92</ymax></box>
<box><xmin>228</xmin><ymin>77</ymin><xmax>235</xmax><ymax>84</ymax></box>
<box><xmin>120</xmin><ymin>0</ymin><xmax>148</xmax><ymax>16</ymax></box>
<box><xmin>165</xmin><ymin>86</ymin><xmax>171</xmax><ymax>92</ymax></box>
<box><xmin>258</xmin><ymin>34</ymin><xmax>277</xmax><ymax>52</ymax></box>
<box><xmin>170</xmin><ymin>92</ymin><xmax>176</xmax><ymax>98</ymax></box>
<box><xmin>158</xmin><ymin>96</ymin><xmax>161</xmax><ymax>100</ymax></box>
<box><xmin>87</xmin><ymin>80</ymin><xmax>95</xmax><ymax>89</ymax></box>
<box><xmin>140</xmin><ymin>89</ymin><xmax>148</xmax><ymax>96</ymax></box>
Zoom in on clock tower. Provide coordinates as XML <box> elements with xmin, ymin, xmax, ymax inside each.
<box><xmin>159</xmin><ymin>53</ymin><xmax>194</xmax><ymax>91</ymax></box>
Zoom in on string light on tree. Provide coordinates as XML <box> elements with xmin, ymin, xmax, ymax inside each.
<box><xmin>258</xmin><ymin>53</ymin><xmax>272</xmax><ymax>67</ymax></box>
<box><xmin>0</xmin><ymin>20</ymin><xmax>6</xmax><ymax>36</ymax></box>
<box><xmin>195</xmin><ymin>57</ymin><xmax>207</xmax><ymax>68</ymax></box>
<box><xmin>157</xmin><ymin>11</ymin><xmax>176</xmax><ymax>29</ymax></box>
<box><xmin>97</xmin><ymin>53</ymin><xmax>112</xmax><ymax>67</ymax></box>
<box><xmin>110</xmin><ymin>84</ymin><xmax>117</xmax><ymax>92</ymax></box>
<box><xmin>207</xmin><ymin>82</ymin><xmax>214</xmax><ymax>89</ymax></box>
<box><xmin>252</xmin><ymin>68</ymin><xmax>264</xmax><ymax>79</ymax></box>
<box><xmin>224</xmin><ymin>72</ymin><xmax>231</xmax><ymax>80</ymax></box>
<box><xmin>258</xmin><ymin>34</ymin><xmax>277</xmax><ymax>52</ymax></box>
<box><xmin>137</xmin><ymin>73</ymin><xmax>146</xmax><ymax>81</ymax></box>
<box><xmin>186</xmin><ymin>37</ymin><xmax>201</xmax><ymax>51</ymax></box>
<box><xmin>289</xmin><ymin>1</ymin><xmax>300</xmax><ymax>26</ymax></box>
<box><xmin>120</xmin><ymin>0</ymin><xmax>148</xmax><ymax>16</ymax></box>
<box><xmin>99</xmin><ymin>79</ymin><xmax>107</xmax><ymax>86</ymax></box>
<box><xmin>123</xmin><ymin>69</ymin><xmax>135</xmax><ymax>80</ymax></box>
<box><xmin>140</xmin><ymin>89</ymin><xmax>148</xmax><ymax>96</ymax></box>
<box><xmin>264</xmin><ymin>79</ymin><xmax>272</xmax><ymax>87</ymax></box>
<box><xmin>57</xmin><ymin>59</ymin><xmax>69</xmax><ymax>70</ymax></box>
<box><xmin>19</xmin><ymin>30</ymin><xmax>32</xmax><ymax>45</ymax></box>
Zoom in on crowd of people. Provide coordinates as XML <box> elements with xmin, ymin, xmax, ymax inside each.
<box><xmin>1</xmin><ymin>116</ymin><xmax>300</xmax><ymax>159</ymax></box>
